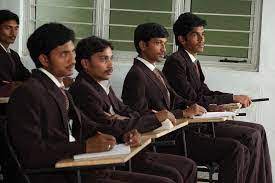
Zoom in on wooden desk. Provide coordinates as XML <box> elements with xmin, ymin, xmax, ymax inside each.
<box><xmin>0</xmin><ymin>97</ymin><xmax>9</xmax><ymax>104</ymax></box>
<box><xmin>142</xmin><ymin>119</ymin><xmax>189</xmax><ymax>139</ymax></box>
<box><xmin>55</xmin><ymin>138</ymin><xmax>151</xmax><ymax>168</ymax></box>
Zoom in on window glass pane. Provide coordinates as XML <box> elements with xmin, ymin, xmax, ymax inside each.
<box><xmin>35</xmin><ymin>21</ymin><xmax>93</xmax><ymax>38</ymax></box>
<box><xmin>37</xmin><ymin>0</ymin><xmax>94</xmax><ymax>7</ymax></box>
<box><xmin>191</xmin><ymin>0</ymin><xmax>251</xmax><ymax>15</ymax></box>
<box><xmin>110</xmin><ymin>11</ymin><xmax>172</xmax><ymax>27</ymax></box>
<box><xmin>111</xmin><ymin>0</ymin><xmax>172</xmax><ymax>11</ymax></box>
<box><xmin>199</xmin><ymin>15</ymin><xmax>250</xmax><ymax>31</ymax></box>
<box><xmin>36</xmin><ymin>6</ymin><xmax>93</xmax><ymax>23</ymax></box>
<box><xmin>206</xmin><ymin>31</ymin><xmax>249</xmax><ymax>47</ymax></box>
<box><xmin>109</xmin><ymin>26</ymin><xmax>173</xmax><ymax>43</ymax></box>
<box><xmin>202</xmin><ymin>47</ymin><xmax>248</xmax><ymax>58</ymax></box>
<box><xmin>111</xmin><ymin>41</ymin><xmax>173</xmax><ymax>54</ymax></box>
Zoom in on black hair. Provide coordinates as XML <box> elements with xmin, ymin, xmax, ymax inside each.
<box><xmin>75</xmin><ymin>36</ymin><xmax>113</xmax><ymax>72</ymax></box>
<box><xmin>27</xmin><ymin>23</ymin><xmax>75</xmax><ymax>68</ymax></box>
<box><xmin>0</xmin><ymin>9</ymin><xmax>19</xmax><ymax>25</ymax></box>
<box><xmin>134</xmin><ymin>22</ymin><xmax>169</xmax><ymax>54</ymax></box>
<box><xmin>173</xmin><ymin>12</ymin><xmax>207</xmax><ymax>46</ymax></box>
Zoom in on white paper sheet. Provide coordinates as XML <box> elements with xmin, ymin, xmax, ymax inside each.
<box><xmin>192</xmin><ymin>112</ymin><xmax>236</xmax><ymax>119</ymax></box>
<box><xmin>73</xmin><ymin>144</ymin><xmax>131</xmax><ymax>160</ymax></box>
<box><xmin>153</xmin><ymin>119</ymin><xmax>174</xmax><ymax>132</ymax></box>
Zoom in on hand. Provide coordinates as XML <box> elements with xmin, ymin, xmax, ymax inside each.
<box><xmin>233</xmin><ymin>95</ymin><xmax>252</xmax><ymax>108</ymax></box>
<box><xmin>155</xmin><ymin>109</ymin><xmax>176</xmax><ymax>125</ymax></box>
<box><xmin>183</xmin><ymin>104</ymin><xmax>207</xmax><ymax>118</ymax></box>
<box><xmin>123</xmin><ymin>129</ymin><xmax>141</xmax><ymax>147</ymax></box>
<box><xmin>208</xmin><ymin>104</ymin><xmax>225</xmax><ymax>112</ymax></box>
<box><xmin>85</xmin><ymin>132</ymin><xmax>116</xmax><ymax>153</ymax></box>
<box><xmin>104</xmin><ymin>112</ymin><xmax>130</xmax><ymax>120</ymax></box>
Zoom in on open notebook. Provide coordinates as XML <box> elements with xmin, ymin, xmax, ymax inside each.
<box><xmin>73</xmin><ymin>144</ymin><xmax>131</xmax><ymax>161</ymax></box>
<box><xmin>192</xmin><ymin>111</ymin><xmax>236</xmax><ymax>119</ymax></box>
<box><xmin>153</xmin><ymin>119</ymin><xmax>174</xmax><ymax>132</ymax></box>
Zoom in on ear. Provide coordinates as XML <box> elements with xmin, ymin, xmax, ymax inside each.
<box><xmin>178</xmin><ymin>35</ymin><xmax>186</xmax><ymax>46</ymax></box>
<box><xmin>81</xmin><ymin>59</ymin><xmax>88</xmax><ymax>71</ymax></box>
<box><xmin>138</xmin><ymin>41</ymin><xmax>147</xmax><ymax>52</ymax></box>
<box><xmin>38</xmin><ymin>54</ymin><xmax>49</xmax><ymax>68</ymax></box>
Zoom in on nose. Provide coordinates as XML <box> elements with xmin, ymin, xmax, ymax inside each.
<box><xmin>11</xmin><ymin>27</ymin><xmax>18</xmax><ymax>36</ymax></box>
<box><xmin>107</xmin><ymin>58</ymin><xmax>113</xmax><ymax>68</ymax></box>
<box><xmin>161</xmin><ymin>43</ymin><xmax>166</xmax><ymax>53</ymax></box>
<box><xmin>70</xmin><ymin>52</ymin><xmax>76</xmax><ymax>65</ymax></box>
<box><xmin>198</xmin><ymin>34</ymin><xmax>205</xmax><ymax>43</ymax></box>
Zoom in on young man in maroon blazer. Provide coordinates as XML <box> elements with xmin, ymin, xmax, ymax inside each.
<box><xmin>122</xmin><ymin>22</ymin><xmax>251</xmax><ymax>183</ymax></box>
<box><xmin>69</xmin><ymin>36</ymin><xmax>197</xmax><ymax>183</ymax></box>
<box><xmin>0</xmin><ymin>10</ymin><xmax>30</xmax><ymax>96</ymax></box>
<box><xmin>162</xmin><ymin>12</ymin><xmax>272</xmax><ymax>183</ymax></box>
<box><xmin>7</xmin><ymin>23</ymin><xmax>175</xmax><ymax>183</ymax></box>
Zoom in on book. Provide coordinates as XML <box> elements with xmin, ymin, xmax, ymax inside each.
<box><xmin>153</xmin><ymin>119</ymin><xmax>174</xmax><ymax>132</ymax></box>
<box><xmin>73</xmin><ymin>144</ymin><xmax>131</xmax><ymax>160</ymax></box>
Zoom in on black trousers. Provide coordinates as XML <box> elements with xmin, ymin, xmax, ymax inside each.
<box><xmin>214</xmin><ymin>120</ymin><xmax>272</xmax><ymax>183</ymax></box>
<box><xmin>132</xmin><ymin>152</ymin><xmax>197</xmax><ymax>183</ymax></box>
<box><xmin>157</xmin><ymin>128</ymin><xmax>250</xmax><ymax>183</ymax></box>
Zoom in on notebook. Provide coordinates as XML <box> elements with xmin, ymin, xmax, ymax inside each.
<box><xmin>153</xmin><ymin>119</ymin><xmax>174</xmax><ymax>132</ymax></box>
<box><xmin>192</xmin><ymin>112</ymin><xmax>236</xmax><ymax>119</ymax></box>
<box><xmin>73</xmin><ymin>144</ymin><xmax>131</xmax><ymax>160</ymax></box>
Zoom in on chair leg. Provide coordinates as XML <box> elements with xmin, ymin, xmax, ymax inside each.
<box><xmin>77</xmin><ymin>169</ymin><xmax>82</xmax><ymax>183</ymax></box>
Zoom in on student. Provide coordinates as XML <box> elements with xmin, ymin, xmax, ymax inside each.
<box><xmin>122</xmin><ymin>22</ymin><xmax>250</xmax><ymax>183</ymax></box>
<box><xmin>7</xmin><ymin>23</ymin><xmax>175</xmax><ymax>183</ymax></box>
<box><xmin>69</xmin><ymin>36</ymin><xmax>197</xmax><ymax>183</ymax></box>
<box><xmin>0</xmin><ymin>10</ymin><xmax>30</xmax><ymax>89</ymax></box>
<box><xmin>162</xmin><ymin>12</ymin><xmax>272</xmax><ymax>183</ymax></box>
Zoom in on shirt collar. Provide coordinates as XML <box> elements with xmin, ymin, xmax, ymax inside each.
<box><xmin>185</xmin><ymin>49</ymin><xmax>197</xmax><ymax>63</ymax></box>
<box><xmin>98</xmin><ymin>80</ymin><xmax>111</xmax><ymax>95</ymax></box>
<box><xmin>0</xmin><ymin>42</ymin><xmax>10</xmax><ymax>53</ymax></box>
<box><xmin>136</xmin><ymin>56</ymin><xmax>156</xmax><ymax>71</ymax></box>
<box><xmin>39</xmin><ymin>68</ymin><xmax>64</xmax><ymax>88</ymax></box>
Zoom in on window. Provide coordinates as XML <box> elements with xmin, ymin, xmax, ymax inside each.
<box><xmin>27</xmin><ymin>0</ymin><xmax>262</xmax><ymax>71</ymax></box>
<box><xmin>186</xmin><ymin>0</ymin><xmax>263</xmax><ymax>71</ymax></box>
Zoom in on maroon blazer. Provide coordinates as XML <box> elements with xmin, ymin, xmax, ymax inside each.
<box><xmin>69</xmin><ymin>71</ymin><xmax>161</xmax><ymax>134</ymax></box>
<box><xmin>0</xmin><ymin>46</ymin><xmax>30</xmax><ymax>83</ymax></box>
<box><xmin>7</xmin><ymin>69</ymin><xmax>113</xmax><ymax>183</ymax></box>
<box><xmin>163</xmin><ymin>48</ymin><xmax>233</xmax><ymax>109</ymax></box>
<box><xmin>122</xmin><ymin>59</ymin><xmax>194</xmax><ymax>119</ymax></box>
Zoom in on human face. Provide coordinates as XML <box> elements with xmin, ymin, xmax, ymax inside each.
<box><xmin>0</xmin><ymin>20</ymin><xmax>19</xmax><ymax>48</ymax></box>
<box><xmin>82</xmin><ymin>47</ymin><xmax>113</xmax><ymax>82</ymax></box>
<box><xmin>140</xmin><ymin>38</ymin><xmax>167</xmax><ymax>64</ymax></box>
<box><xmin>179</xmin><ymin>26</ymin><xmax>205</xmax><ymax>55</ymax></box>
<box><xmin>40</xmin><ymin>41</ymin><xmax>76</xmax><ymax>81</ymax></box>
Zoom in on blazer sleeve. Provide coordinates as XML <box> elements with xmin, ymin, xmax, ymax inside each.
<box><xmin>122</xmin><ymin>69</ymin><xmax>151</xmax><ymax>114</ymax></box>
<box><xmin>7</xmin><ymin>86</ymin><xmax>85</xmax><ymax>169</ymax></box>
<box><xmin>70</xmin><ymin>85</ymin><xmax>161</xmax><ymax>136</ymax></box>
<box><xmin>163</xmin><ymin>56</ymin><xmax>233</xmax><ymax>109</ymax></box>
<box><xmin>12</xmin><ymin>52</ymin><xmax>31</xmax><ymax>81</ymax></box>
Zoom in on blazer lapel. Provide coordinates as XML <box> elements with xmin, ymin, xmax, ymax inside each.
<box><xmin>179</xmin><ymin>49</ymin><xmax>201</xmax><ymax>90</ymax></box>
<box><xmin>79</xmin><ymin>71</ymin><xmax>111</xmax><ymax>111</ymax></box>
<box><xmin>134</xmin><ymin>59</ymin><xmax>170</xmax><ymax>108</ymax></box>
<box><xmin>32</xmin><ymin>70</ymin><xmax>69</xmax><ymax>131</ymax></box>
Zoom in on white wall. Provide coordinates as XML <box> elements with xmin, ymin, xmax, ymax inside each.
<box><xmin>2</xmin><ymin>0</ymin><xmax>274</xmax><ymax>180</ymax></box>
